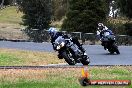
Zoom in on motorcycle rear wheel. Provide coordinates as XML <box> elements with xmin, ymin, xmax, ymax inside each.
<box><xmin>108</xmin><ymin>43</ymin><xmax>120</xmax><ymax>54</ymax></box>
<box><xmin>62</xmin><ymin>51</ymin><xmax>76</xmax><ymax>65</ymax></box>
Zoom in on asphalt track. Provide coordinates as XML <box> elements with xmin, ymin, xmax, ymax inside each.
<box><xmin>0</xmin><ymin>41</ymin><xmax>132</xmax><ymax>65</ymax></box>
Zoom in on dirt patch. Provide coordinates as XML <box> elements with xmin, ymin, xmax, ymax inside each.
<box><xmin>0</xmin><ymin>68</ymin><xmax>82</xmax><ymax>82</ymax></box>
<box><xmin>0</xmin><ymin>23</ymin><xmax>28</xmax><ymax>40</ymax></box>
<box><xmin>0</xmin><ymin>66</ymin><xmax>131</xmax><ymax>87</ymax></box>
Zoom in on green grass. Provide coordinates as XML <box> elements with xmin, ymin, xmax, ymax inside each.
<box><xmin>0</xmin><ymin>6</ymin><xmax>23</xmax><ymax>24</ymax></box>
<box><xmin>0</xmin><ymin>80</ymin><xmax>80</xmax><ymax>88</ymax></box>
<box><xmin>0</xmin><ymin>48</ymin><xmax>65</xmax><ymax>66</ymax></box>
<box><xmin>0</xmin><ymin>67</ymin><xmax>131</xmax><ymax>88</ymax></box>
<box><xmin>0</xmin><ymin>53</ymin><xmax>23</xmax><ymax>66</ymax></box>
<box><xmin>0</xmin><ymin>6</ymin><xmax>27</xmax><ymax>40</ymax></box>
<box><xmin>0</xmin><ymin>78</ymin><xmax>131</xmax><ymax>88</ymax></box>
<box><xmin>0</xmin><ymin>48</ymin><xmax>131</xmax><ymax>88</ymax></box>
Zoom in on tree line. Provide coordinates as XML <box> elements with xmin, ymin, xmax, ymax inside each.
<box><xmin>1</xmin><ymin>0</ymin><xmax>132</xmax><ymax>42</ymax></box>
<box><xmin>0</xmin><ymin>0</ymin><xmax>16</xmax><ymax>8</ymax></box>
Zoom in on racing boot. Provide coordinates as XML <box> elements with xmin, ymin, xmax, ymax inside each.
<box><xmin>79</xmin><ymin>45</ymin><xmax>86</xmax><ymax>53</ymax></box>
<box><xmin>58</xmin><ymin>53</ymin><xmax>63</xmax><ymax>59</ymax></box>
<box><xmin>104</xmin><ymin>46</ymin><xmax>107</xmax><ymax>50</ymax></box>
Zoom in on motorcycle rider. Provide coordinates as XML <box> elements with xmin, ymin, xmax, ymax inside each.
<box><xmin>96</xmin><ymin>23</ymin><xmax>114</xmax><ymax>50</ymax></box>
<box><xmin>48</xmin><ymin>27</ymin><xmax>86</xmax><ymax>59</ymax></box>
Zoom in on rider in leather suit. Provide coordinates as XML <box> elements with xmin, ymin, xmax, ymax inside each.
<box><xmin>48</xmin><ymin>27</ymin><xmax>85</xmax><ymax>59</ymax></box>
<box><xmin>96</xmin><ymin>23</ymin><xmax>114</xmax><ymax>50</ymax></box>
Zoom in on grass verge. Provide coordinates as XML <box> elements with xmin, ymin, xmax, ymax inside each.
<box><xmin>0</xmin><ymin>67</ymin><xmax>131</xmax><ymax>88</ymax></box>
<box><xmin>0</xmin><ymin>6</ymin><xmax>23</xmax><ymax>24</ymax></box>
<box><xmin>0</xmin><ymin>48</ymin><xmax>131</xmax><ymax>88</ymax></box>
<box><xmin>0</xmin><ymin>48</ymin><xmax>65</xmax><ymax>66</ymax></box>
<box><xmin>0</xmin><ymin>6</ymin><xmax>26</xmax><ymax>40</ymax></box>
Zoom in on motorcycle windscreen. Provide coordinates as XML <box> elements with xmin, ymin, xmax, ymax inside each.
<box><xmin>104</xmin><ymin>32</ymin><xmax>110</xmax><ymax>37</ymax></box>
<box><xmin>107</xmin><ymin>35</ymin><xmax>115</xmax><ymax>40</ymax></box>
<box><xmin>55</xmin><ymin>36</ymin><xmax>65</xmax><ymax>44</ymax></box>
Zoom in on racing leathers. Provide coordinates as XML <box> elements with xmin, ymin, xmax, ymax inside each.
<box><xmin>97</xmin><ymin>26</ymin><xmax>114</xmax><ymax>50</ymax></box>
<box><xmin>50</xmin><ymin>32</ymin><xmax>85</xmax><ymax>59</ymax></box>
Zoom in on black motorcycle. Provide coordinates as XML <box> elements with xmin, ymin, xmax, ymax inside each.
<box><xmin>101</xmin><ymin>33</ymin><xmax>120</xmax><ymax>54</ymax></box>
<box><xmin>53</xmin><ymin>36</ymin><xmax>90</xmax><ymax>65</ymax></box>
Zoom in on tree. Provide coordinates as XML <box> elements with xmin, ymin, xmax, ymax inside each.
<box><xmin>51</xmin><ymin>0</ymin><xmax>68</xmax><ymax>21</ymax></box>
<box><xmin>108</xmin><ymin>0</ymin><xmax>119</xmax><ymax>18</ymax></box>
<box><xmin>0</xmin><ymin>0</ymin><xmax>4</xmax><ymax>8</ymax></box>
<box><xmin>117</xmin><ymin>0</ymin><xmax>132</xmax><ymax>19</ymax></box>
<box><xmin>0</xmin><ymin>0</ymin><xmax>16</xmax><ymax>6</ymax></box>
<box><xmin>18</xmin><ymin>0</ymin><xmax>52</xmax><ymax>42</ymax></box>
<box><xmin>117</xmin><ymin>0</ymin><xmax>132</xmax><ymax>36</ymax></box>
<box><xmin>62</xmin><ymin>0</ymin><xmax>107</xmax><ymax>33</ymax></box>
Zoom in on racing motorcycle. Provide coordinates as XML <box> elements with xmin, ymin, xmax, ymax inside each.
<box><xmin>53</xmin><ymin>36</ymin><xmax>90</xmax><ymax>65</ymax></box>
<box><xmin>101</xmin><ymin>32</ymin><xmax>120</xmax><ymax>54</ymax></box>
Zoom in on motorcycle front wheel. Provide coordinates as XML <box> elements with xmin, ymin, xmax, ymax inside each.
<box><xmin>62</xmin><ymin>51</ymin><xmax>76</xmax><ymax>65</ymax></box>
<box><xmin>81</xmin><ymin>55</ymin><xmax>90</xmax><ymax>65</ymax></box>
<box><xmin>108</xmin><ymin>44</ymin><xmax>120</xmax><ymax>54</ymax></box>
<box><xmin>113</xmin><ymin>44</ymin><xmax>120</xmax><ymax>54</ymax></box>
<box><xmin>108</xmin><ymin>48</ymin><xmax>114</xmax><ymax>54</ymax></box>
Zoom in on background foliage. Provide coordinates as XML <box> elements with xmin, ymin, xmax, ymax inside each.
<box><xmin>1</xmin><ymin>0</ymin><xmax>132</xmax><ymax>42</ymax></box>
<box><xmin>17</xmin><ymin>0</ymin><xmax>52</xmax><ymax>42</ymax></box>
<box><xmin>61</xmin><ymin>0</ymin><xmax>108</xmax><ymax>33</ymax></box>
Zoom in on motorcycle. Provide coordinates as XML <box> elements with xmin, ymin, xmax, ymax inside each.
<box><xmin>101</xmin><ymin>32</ymin><xmax>120</xmax><ymax>54</ymax></box>
<box><xmin>53</xmin><ymin>36</ymin><xmax>90</xmax><ymax>65</ymax></box>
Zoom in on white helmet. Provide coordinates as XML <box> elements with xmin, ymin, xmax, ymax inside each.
<box><xmin>98</xmin><ymin>23</ymin><xmax>105</xmax><ymax>30</ymax></box>
<box><xmin>48</xmin><ymin>27</ymin><xmax>58</xmax><ymax>37</ymax></box>
<box><xmin>98</xmin><ymin>23</ymin><xmax>104</xmax><ymax>27</ymax></box>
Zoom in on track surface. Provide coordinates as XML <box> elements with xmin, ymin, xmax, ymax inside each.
<box><xmin>0</xmin><ymin>41</ymin><xmax>132</xmax><ymax>65</ymax></box>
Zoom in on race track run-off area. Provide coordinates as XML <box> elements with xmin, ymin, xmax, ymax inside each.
<box><xmin>0</xmin><ymin>41</ymin><xmax>132</xmax><ymax>65</ymax></box>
